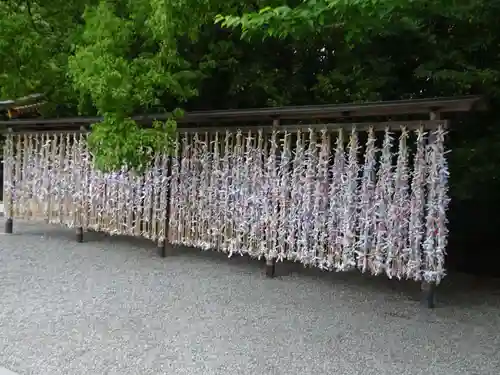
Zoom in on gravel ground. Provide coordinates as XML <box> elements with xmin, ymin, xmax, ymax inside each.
<box><xmin>1</xmin><ymin>219</ymin><xmax>499</xmax><ymax>375</ymax></box>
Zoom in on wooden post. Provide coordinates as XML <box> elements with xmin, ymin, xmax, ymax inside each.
<box><xmin>76</xmin><ymin>226</ymin><xmax>84</xmax><ymax>243</ymax></box>
<box><xmin>421</xmin><ymin>281</ymin><xmax>436</xmax><ymax>308</ymax></box>
<box><xmin>421</xmin><ymin>110</ymin><xmax>440</xmax><ymax>308</ymax></box>
<box><xmin>264</xmin><ymin>118</ymin><xmax>280</xmax><ymax>278</ymax></box>
<box><xmin>5</xmin><ymin>218</ymin><xmax>13</xmax><ymax>234</ymax></box>
<box><xmin>158</xmin><ymin>240</ymin><xmax>167</xmax><ymax>257</ymax></box>
<box><xmin>265</xmin><ymin>258</ymin><xmax>276</xmax><ymax>278</ymax></box>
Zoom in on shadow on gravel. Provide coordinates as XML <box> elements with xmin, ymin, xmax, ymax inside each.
<box><xmin>4</xmin><ymin>220</ymin><xmax>500</xmax><ymax>312</ymax></box>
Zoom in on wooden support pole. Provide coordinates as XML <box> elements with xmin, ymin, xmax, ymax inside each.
<box><xmin>265</xmin><ymin>258</ymin><xmax>276</xmax><ymax>278</ymax></box>
<box><xmin>4</xmin><ymin>217</ymin><xmax>13</xmax><ymax>234</ymax></box>
<box><xmin>264</xmin><ymin>117</ymin><xmax>280</xmax><ymax>278</ymax></box>
<box><xmin>76</xmin><ymin>226</ymin><xmax>84</xmax><ymax>243</ymax></box>
<box><xmin>157</xmin><ymin>238</ymin><xmax>171</xmax><ymax>258</ymax></box>
<box><xmin>421</xmin><ymin>281</ymin><xmax>436</xmax><ymax>308</ymax></box>
<box><xmin>157</xmin><ymin>240</ymin><xmax>166</xmax><ymax>257</ymax></box>
<box><xmin>421</xmin><ymin>109</ymin><xmax>441</xmax><ymax>308</ymax></box>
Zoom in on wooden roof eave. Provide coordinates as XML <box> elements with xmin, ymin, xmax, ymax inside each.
<box><xmin>0</xmin><ymin>95</ymin><xmax>486</xmax><ymax>133</ymax></box>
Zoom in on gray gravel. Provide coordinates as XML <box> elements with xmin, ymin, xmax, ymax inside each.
<box><xmin>1</xmin><ymin>219</ymin><xmax>500</xmax><ymax>375</ymax></box>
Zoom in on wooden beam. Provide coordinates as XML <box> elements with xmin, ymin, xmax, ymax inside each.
<box><xmin>0</xmin><ymin>96</ymin><xmax>484</xmax><ymax>133</ymax></box>
<box><xmin>176</xmin><ymin>120</ymin><xmax>446</xmax><ymax>134</ymax></box>
<box><xmin>1</xmin><ymin>120</ymin><xmax>448</xmax><ymax>135</ymax></box>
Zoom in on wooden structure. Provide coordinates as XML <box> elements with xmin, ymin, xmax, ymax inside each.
<box><xmin>0</xmin><ymin>96</ymin><xmax>485</xmax><ymax>308</ymax></box>
<box><xmin>0</xmin><ymin>94</ymin><xmax>45</xmax><ymax>200</ymax></box>
<box><xmin>0</xmin><ymin>93</ymin><xmax>45</xmax><ymax>120</ymax></box>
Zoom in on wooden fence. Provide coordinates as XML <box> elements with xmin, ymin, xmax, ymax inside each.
<box><xmin>0</xmin><ymin>96</ymin><xmax>486</xmax><ymax>307</ymax></box>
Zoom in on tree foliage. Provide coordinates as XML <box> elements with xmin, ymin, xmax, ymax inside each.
<box><xmin>67</xmin><ymin>0</ymin><xmax>202</xmax><ymax>170</ymax></box>
<box><xmin>0</xmin><ymin>0</ymin><xmax>499</xmax><ymax>198</ymax></box>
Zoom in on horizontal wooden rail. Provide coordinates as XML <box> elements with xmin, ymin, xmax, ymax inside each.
<box><xmin>0</xmin><ymin>96</ymin><xmax>484</xmax><ymax>133</ymax></box>
<box><xmin>176</xmin><ymin>120</ymin><xmax>448</xmax><ymax>134</ymax></box>
<box><xmin>1</xmin><ymin>120</ymin><xmax>448</xmax><ymax>136</ymax></box>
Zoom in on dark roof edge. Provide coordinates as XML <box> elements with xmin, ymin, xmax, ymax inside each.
<box><xmin>0</xmin><ymin>95</ymin><xmax>485</xmax><ymax>128</ymax></box>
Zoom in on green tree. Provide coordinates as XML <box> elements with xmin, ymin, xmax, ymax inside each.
<box><xmin>1</xmin><ymin>0</ymin><xmax>302</xmax><ymax>171</ymax></box>
<box><xmin>0</xmin><ymin>0</ymin><xmax>92</xmax><ymax>116</ymax></box>
<box><xmin>216</xmin><ymin>0</ymin><xmax>500</xmax><ymax>199</ymax></box>
<box><xmin>67</xmin><ymin>0</ymin><xmax>201</xmax><ymax>171</ymax></box>
<box><xmin>2</xmin><ymin>0</ymin><xmax>500</xmax><ymax>189</ymax></box>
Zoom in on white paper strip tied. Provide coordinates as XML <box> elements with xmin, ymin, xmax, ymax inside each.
<box><xmin>3</xmin><ymin>132</ymin><xmax>169</xmax><ymax>239</ymax></box>
<box><xmin>387</xmin><ymin>127</ymin><xmax>411</xmax><ymax>279</ymax></box>
<box><xmin>340</xmin><ymin>128</ymin><xmax>360</xmax><ymax>271</ymax></box>
<box><xmin>265</xmin><ymin>131</ymin><xmax>279</xmax><ymax>261</ymax></box>
<box><xmin>277</xmin><ymin>131</ymin><xmax>292</xmax><ymax>262</ymax></box>
<box><xmin>407</xmin><ymin>127</ymin><xmax>427</xmax><ymax>280</ymax></box>
<box><xmin>168</xmin><ymin>133</ymin><xmax>181</xmax><ymax>244</ymax></box>
<box><xmin>251</xmin><ymin>130</ymin><xmax>266</xmax><ymax>258</ymax></box>
<box><xmin>298</xmin><ymin>129</ymin><xmax>317</xmax><ymax>265</ymax></box>
<box><xmin>357</xmin><ymin>127</ymin><xmax>377</xmax><ymax>273</ymax></box>
<box><xmin>3</xmin><ymin>132</ymin><xmax>15</xmax><ymax>218</ymax></box>
<box><xmin>287</xmin><ymin>130</ymin><xmax>305</xmax><ymax>261</ymax></box>
<box><xmin>313</xmin><ymin>130</ymin><xmax>330</xmax><ymax>268</ymax></box>
<box><xmin>239</xmin><ymin>131</ymin><xmax>252</xmax><ymax>256</ymax></box>
<box><xmin>3</xmin><ymin>125</ymin><xmax>449</xmax><ymax>284</ymax></box>
<box><xmin>423</xmin><ymin>125</ymin><xmax>449</xmax><ymax>284</ymax></box>
<box><xmin>371</xmin><ymin>128</ymin><xmax>394</xmax><ymax>275</ymax></box>
<box><xmin>328</xmin><ymin>129</ymin><xmax>346</xmax><ymax>269</ymax></box>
